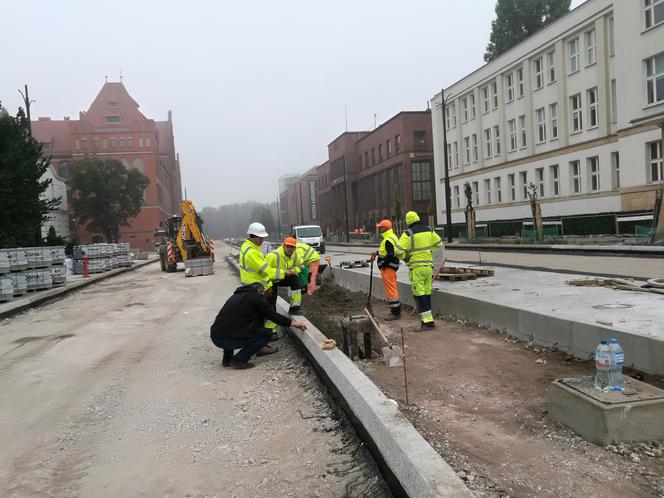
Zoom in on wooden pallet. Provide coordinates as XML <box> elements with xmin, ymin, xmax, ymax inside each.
<box><xmin>435</xmin><ymin>266</ymin><xmax>494</xmax><ymax>281</ymax></box>
<box><xmin>436</xmin><ymin>272</ymin><xmax>477</xmax><ymax>281</ymax></box>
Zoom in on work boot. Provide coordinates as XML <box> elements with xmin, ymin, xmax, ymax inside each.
<box><xmin>384</xmin><ymin>314</ymin><xmax>400</xmax><ymax>321</ymax></box>
<box><xmin>415</xmin><ymin>322</ymin><xmax>436</xmax><ymax>332</ymax></box>
<box><xmin>256</xmin><ymin>345</ymin><xmax>279</xmax><ymax>356</ymax></box>
<box><xmin>230</xmin><ymin>358</ymin><xmax>255</xmax><ymax>369</ymax></box>
<box><xmin>222</xmin><ymin>351</ymin><xmax>234</xmax><ymax>367</ymax></box>
<box><xmin>269</xmin><ymin>331</ymin><xmax>279</xmax><ymax>342</ymax></box>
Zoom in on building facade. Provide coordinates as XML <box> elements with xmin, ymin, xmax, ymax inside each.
<box><xmin>32</xmin><ymin>81</ymin><xmax>183</xmax><ymax>250</ymax></box>
<box><xmin>431</xmin><ymin>0</ymin><xmax>664</xmax><ymax>237</ymax></box>
<box><xmin>40</xmin><ymin>165</ymin><xmax>69</xmax><ymax>239</ymax></box>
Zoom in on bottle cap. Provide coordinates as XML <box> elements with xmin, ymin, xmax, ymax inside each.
<box><xmin>610</xmin><ymin>338</ymin><xmax>617</xmax><ymax>343</ymax></box>
<box><xmin>600</xmin><ymin>339</ymin><xmax>607</xmax><ymax>344</ymax></box>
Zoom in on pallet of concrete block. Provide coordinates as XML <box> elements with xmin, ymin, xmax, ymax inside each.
<box><xmin>0</xmin><ymin>250</ymin><xmax>10</xmax><ymax>274</ymax></box>
<box><xmin>184</xmin><ymin>257</ymin><xmax>214</xmax><ymax>277</ymax></box>
<box><xmin>73</xmin><ymin>244</ymin><xmax>104</xmax><ymax>260</ymax></box>
<box><xmin>23</xmin><ymin>247</ymin><xmax>53</xmax><ymax>269</ymax></box>
<box><xmin>25</xmin><ymin>270</ymin><xmax>53</xmax><ymax>291</ymax></box>
<box><xmin>10</xmin><ymin>273</ymin><xmax>27</xmax><ymax>296</ymax></box>
<box><xmin>2</xmin><ymin>248</ymin><xmax>28</xmax><ymax>272</ymax></box>
<box><xmin>115</xmin><ymin>243</ymin><xmax>130</xmax><ymax>255</ymax></box>
<box><xmin>115</xmin><ymin>254</ymin><xmax>133</xmax><ymax>268</ymax></box>
<box><xmin>73</xmin><ymin>257</ymin><xmax>108</xmax><ymax>274</ymax></box>
<box><xmin>47</xmin><ymin>246</ymin><xmax>66</xmax><ymax>266</ymax></box>
<box><xmin>0</xmin><ymin>275</ymin><xmax>13</xmax><ymax>302</ymax></box>
<box><xmin>50</xmin><ymin>265</ymin><xmax>67</xmax><ymax>286</ymax></box>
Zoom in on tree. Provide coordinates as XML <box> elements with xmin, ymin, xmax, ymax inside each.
<box><xmin>484</xmin><ymin>0</ymin><xmax>571</xmax><ymax>62</ymax></box>
<box><xmin>249</xmin><ymin>204</ymin><xmax>276</xmax><ymax>235</ymax></box>
<box><xmin>0</xmin><ymin>108</ymin><xmax>60</xmax><ymax>248</ymax></box>
<box><xmin>69</xmin><ymin>158</ymin><xmax>149</xmax><ymax>243</ymax></box>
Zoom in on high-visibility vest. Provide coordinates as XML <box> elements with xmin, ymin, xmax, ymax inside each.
<box><xmin>377</xmin><ymin>228</ymin><xmax>400</xmax><ymax>270</ymax></box>
<box><xmin>265</xmin><ymin>245</ymin><xmax>300</xmax><ymax>282</ymax></box>
<box><xmin>396</xmin><ymin>225</ymin><xmax>443</xmax><ymax>269</ymax></box>
<box><xmin>239</xmin><ymin>239</ymin><xmax>276</xmax><ymax>288</ymax></box>
<box><xmin>296</xmin><ymin>242</ymin><xmax>320</xmax><ymax>269</ymax></box>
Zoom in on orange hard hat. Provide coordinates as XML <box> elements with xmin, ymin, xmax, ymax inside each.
<box><xmin>376</xmin><ymin>219</ymin><xmax>392</xmax><ymax>229</ymax></box>
<box><xmin>283</xmin><ymin>237</ymin><xmax>297</xmax><ymax>247</ymax></box>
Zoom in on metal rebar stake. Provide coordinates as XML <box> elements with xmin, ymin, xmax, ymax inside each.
<box><xmin>400</xmin><ymin>327</ymin><xmax>409</xmax><ymax>405</ymax></box>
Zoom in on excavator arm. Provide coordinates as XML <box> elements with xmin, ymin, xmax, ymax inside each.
<box><xmin>176</xmin><ymin>200</ymin><xmax>210</xmax><ymax>261</ymax></box>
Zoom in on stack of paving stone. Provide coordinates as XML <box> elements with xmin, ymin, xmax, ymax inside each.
<box><xmin>47</xmin><ymin>246</ymin><xmax>67</xmax><ymax>286</ymax></box>
<box><xmin>24</xmin><ymin>247</ymin><xmax>54</xmax><ymax>291</ymax></box>
<box><xmin>73</xmin><ymin>243</ymin><xmax>132</xmax><ymax>274</ymax></box>
<box><xmin>0</xmin><ymin>250</ymin><xmax>11</xmax><ymax>302</ymax></box>
<box><xmin>114</xmin><ymin>243</ymin><xmax>132</xmax><ymax>267</ymax></box>
<box><xmin>0</xmin><ymin>246</ymin><xmax>65</xmax><ymax>299</ymax></box>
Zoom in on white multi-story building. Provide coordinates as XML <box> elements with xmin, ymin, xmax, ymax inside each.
<box><xmin>431</xmin><ymin>0</ymin><xmax>664</xmax><ymax>236</ymax></box>
<box><xmin>41</xmin><ymin>164</ymin><xmax>69</xmax><ymax>239</ymax></box>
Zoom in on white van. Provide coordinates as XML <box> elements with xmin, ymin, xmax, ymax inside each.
<box><xmin>293</xmin><ymin>225</ymin><xmax>325</xmax><ymax>254</ymax></box>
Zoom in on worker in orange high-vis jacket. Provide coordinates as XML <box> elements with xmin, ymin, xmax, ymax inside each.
<box><xmin>375</xmin><ymin>219</ymin><xmax>401</xmax><ymax>321</ymax></box>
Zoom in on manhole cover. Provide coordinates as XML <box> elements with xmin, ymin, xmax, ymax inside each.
<box><xmin>592</xmin><ymin>303</ymin><xmax>634</xmax><ymax>310</ymax></box>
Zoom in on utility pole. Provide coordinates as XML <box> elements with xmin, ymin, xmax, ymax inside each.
<box><xmin>18</xmin><ymin>84</ymin><xmax>34</xmax><ymax>137</ymax></box>
<box><xmin>441</xmin><ymin>88</ymin><xmax>453</xmax><ymax>243</ymax></box>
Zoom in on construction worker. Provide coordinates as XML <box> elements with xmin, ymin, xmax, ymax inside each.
<box><xmin>396</xmin><ymin>211</ymin><xmax>443</xmax><ymax>331</ymax></box>
<box><xmin>265</xmin><ymin>237</ymin><xmax>302</xmax><ymax>314</ymax></box>
<box><xmin>239</xmin><ymin>222</ymin><xmax>277</xmax><ymax>290</ymax></box>
<box><xmin>375</xmin><ymin>219</ymin><xmax>401</xmax><ymax>321</ymax></box>
<box><xmin>293</xmin><ymin>241</ymin><xmax>321</xmax><ymax>313</ymax></box>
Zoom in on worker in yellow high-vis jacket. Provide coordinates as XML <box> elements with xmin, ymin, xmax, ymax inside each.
<box><xmin>396</xmin><ymin>211</ymin><xmax>443</xmax><ymax>331</ymax></box>
<box><xmin>265</xmin><ymin>237</ymin><xmax>302</xmax><ymax>314</ymax></box>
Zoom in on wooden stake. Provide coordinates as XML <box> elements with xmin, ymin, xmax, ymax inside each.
<box><xmin>401</xmin><ymin>327</ymin><xmax>409</xmax><ymax>405</ymax></box>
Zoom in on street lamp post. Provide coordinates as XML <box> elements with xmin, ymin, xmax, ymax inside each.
<box><xmin>441</xmin><ymin>88</ymin><xmax>453</xmax><ymax>243</ymax></box>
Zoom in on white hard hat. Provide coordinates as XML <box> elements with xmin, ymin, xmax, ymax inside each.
<box><xmin>247</xmin><ymin>222</ymin><xmax>268</xmax><ymax>238</ymax></box>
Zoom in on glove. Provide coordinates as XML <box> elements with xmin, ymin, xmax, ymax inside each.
<box><xmin>307</xmin><ymin>261</ymin><xmax>320</xmax><ymax>295</ymax></box>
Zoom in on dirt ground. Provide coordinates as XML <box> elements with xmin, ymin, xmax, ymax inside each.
<box><xmin>302</xmin><ymin>281</ymin><xmax>664</xmax><ymax>498</ymax></box>
<box><xmin>0</xmin><ymin>253</ymin><xmax>390</xmax><ymax>498</ymax></box>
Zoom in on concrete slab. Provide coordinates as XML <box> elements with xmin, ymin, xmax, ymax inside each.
<box><xmin>328</xmin><ymin>263</ymin><xmax>664</xmax><ymax>374</ymax></box>
<box><xmin>548</xmin><ymin>376</ymin><xmax>664</xmax><ymax>446</ymax></box>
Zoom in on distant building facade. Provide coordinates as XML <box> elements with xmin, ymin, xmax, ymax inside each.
<box><xmin>431</xmin><ymin>0</ymin><xmax>664</xmax><ymax>237</ymax></box>
<box><xmin>40</xmin><ymin>165</ymin><xmax>69</xmax><ymax>239</ymax></box>
<box><xmin>32</xmin><ymin>81</ymin><xmax>183</xmax><ymax>250</ymax></box>
<box><xmin>280</xmin><ymin>165</ymin><xmax>323</xmax><ymax>234</ymax></box>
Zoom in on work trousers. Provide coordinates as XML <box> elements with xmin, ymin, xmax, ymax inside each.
<box><xmin>379</xmin><ymin>267</ymin><xmax>400</xmax><ymax>315</ymax></box>
<box><xmin>267</xmin><ymin>275</ymin><xmax>302</xmax><ymax>312</ymax></box>
<box><xmin>408</xmin><ymin>266</ymin><xmax>434</xmax><ymax>325</ymax></box>
<box><xmin>212</xmin><ymin>335</ymin><xmax>271</xmax><ymax>363</ymax></box>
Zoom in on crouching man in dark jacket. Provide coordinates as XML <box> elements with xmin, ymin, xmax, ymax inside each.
<box><xmin>210</xmin><ymin>283</ymin><xmax>307</xmax><ymax>369</ymax></box>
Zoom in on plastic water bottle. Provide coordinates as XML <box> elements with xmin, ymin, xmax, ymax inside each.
<box><xmin>594</xmin><ymin>340</ymin><xmax>611</xmax><ymax>392</ymax></box>
<box><xmin>609</xmin><ymin>338</ymin><xmax>625</xmax><ymax>391</ymax></box>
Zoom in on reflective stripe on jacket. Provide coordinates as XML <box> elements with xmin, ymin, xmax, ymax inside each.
<box><xmin>239</xmin><ymin>239</ymin><xmax>276</xmax><ymax>288</ymax></box>
<box><xmin>265</xmin><ymin>245</ymin><xmax>300</xmax><ymax>282</ymax></box>
<box><xmin>377</xmin><ymin>229</ymin><xmax>400</xmax><ymax>271</ymax></box>
<box><xmin>296</xmin><ymin>242</ymin><xmax>320</xmax><ymax>268</ymax></box>
<box><xmin>396</xmin><ymin>223</ymin><xmax>443</xmax><ymax>268</ymax></box>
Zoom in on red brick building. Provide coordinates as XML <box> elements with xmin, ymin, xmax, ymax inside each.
<box><xmin>279</xmin><ymin>164</ymin><xmax>324</xmax><ymax>234</ymax></box>
<box><xmin>32</xmin><ymin>81</ymin><xmax>182</xmax><ymax>250</ymax></box>
<box><xmin>316</xmin><ymin>110</ymin><xmax>435</xmax><ymax>235</ymax></box>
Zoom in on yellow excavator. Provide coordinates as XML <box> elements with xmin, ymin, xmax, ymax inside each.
<box><xmin>155</xmin><ymin>200</ymin><xmax>214</xmax><ymax>276</ymax></box>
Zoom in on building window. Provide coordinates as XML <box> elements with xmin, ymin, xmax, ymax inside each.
<box><xmin>608</xmin><ymin>16</ymin><xmax>615</xmax><ymax>56</ymax></box>
<box><xmin>449</xmin><ymin>104</ymin><xmax>457</xmax><ymax>128</ymax></box>
<box><xmin>585</xmin><ymin>29</ymin><xmax>596</xmax><ymax>66</ymax></box>
<box><xmin>646</xmin><ymin>53</ymin><xmax>664</xmax><ymax>105</ymax></box>
<box><xmin>371</xmin><ymin>148</ymin><xmax>376</xmax><ymax>165</ymax></box>
<box><xmin>516</xmin><ymin>68</ymin><xmax>524</xmax><ymax>97</ymax></box>
<box><xmin>548</xmin><ymin>50</ymin><xmax>556</xmax><ymax>83</ymax></box>
<box><xmin>127</xmin><ymin>137</ymin><xmax>133</xmax><ymax>148</ymax></box>
<box><xmin>81</xmin><ymin>138</ymin><xmax>88</xmax><ymax>150</ymax></box>
<box><xmin>378</xmin><ymin>144</ymin><xmax>384</xmax><ymax>161</ymax></box>
<box><xmin>484</xmin><ymin>179</ymin><xmax>492</xmax><ymax>204</ymax></box>
<box><xmin>453</xmin><ymin>185</ymin><xmax>460</xmax><ymax>208</ymax></box>
<box><xmin>412</xmin><ymin>162</ymin><xmax>432</xmax><ymax>201</ymax></box>
<box><xmin>395</xmin><ymin>134</ymin><xmax>401</xmax><ymax>153</ymax></box>
<box><xmin>446</xmin><ymin>144</ymin><xmax>452</xmax><ymax>168</ymax></box>
<box><xmin>414</xmin><ymin>130</ymin><xmax>426</xmax><ymax>150</ymax></box>
<box><xmin>470</xmin><ymin>94</ymin><xmax>476</xmax><ymax>119</ymax></box>
<box><xmin>550</xmin><ymin>103</ymin><xmax>559</xmax><ymax>139</ymax></box>
<box><xmin>536</xmin><ymin>167</ymin><xmax>545</xmax><ymax>197</ymax></box>
<box><xmin>534</xmin><ymin>57</ymin><xmax>544</xmax><ymax>89</ymax></box>
<box><xmin>484</xmin><ymin>128</ymin><xmax>492</xmax><ymax>158</ymax></box>
<box><xmin>494</xmin><ymin>177</ymin><xmax>502</xmax><ymax>203</ymax></box>
<box><xmin>119</xmin><ymin>137</ymin><xmax>124</xmax><ymax>148</ymax></box>
<box><xmin>462</xmin><ymin>97</ymin><xmax>469</xmax><ymax>122</ymax></box>
<box><xmin>494</xmin><ymin>125</ymin><xmax>501</xmax><ymax>155</ymax></box>
<box><xmin>464</xmin><ymin>136</ymin><xmax>471</xmax><ymax>164</ymax></box>
<box><xmin>569</xmin><ymin>37</ymin><xmax>580</xmax><ymax>74</ymax></box>
<box><xmin>102</xmin><ymin>139</ymin><xmax>108</xmax><ymax>149</ymax></box>
<box><xmin>519</xmin><ymin>115</ymin><xmax>527</xmax><ymax>148</ymax></box>
<box><xmin>145</xmin><ymin>137</ymin><xmax>151</xmax><ymax>147</ymax></box>
<box><xmin>508</xmin><ymin>173</ymin><xmax>516</xmax><ymax>201</ymax></box>
<box><xmin>611</xmin><ymin>152</ymin><xmax>620</xmax><ymax>190</ymax></box>
<box><xmin>139</xmin><ymin>137</ymin><xmax>144</xmax><ymax>147</ymax></box>
<box><xmin>387</xmin><ymin>139</ymin><xmax>392</xmax><ymax>157</ymax></box>
<box><xmin>108</xmin><ymin>101</ymin><xmax>119</xmax><ymax>108</ymax></box>
<box><xmin>570</xmin><ymin>93</ymin><xmax>583</xmax><ymax>132</ymax></box>
<box><xmin>588</xmin><ymin>156</ymin><xmax>600</xmax><ymax>191</ymax></box>
<box><xmin>550</xmin><ymin>164</ymin><xmax>560</xmax><ymax>196</ymax></box>
<box><xmin>587</xmin><ymin>87</ymin><xmax>599</xmax><ymax>128</ymax></box>
<box><xmin>610</xmin><ymin>79</ymin><xmax>618</xmax><ymax>123</ymax></box>
<box><xmin>105</xmin><ymin>116</ymin><xmax>121</xmax><ymax>124</ymax></box>
<box><xmin>482</xmin><ymin>86</ymin><xmax>490</xmax><ymax>113</ymax></box>
<box><xmin>472</xmin><ymin>134</ymin><xmax>478</xmax><ymax>162</ymax></box>
<box><xmin>645</xmin><ymin>0</ymin><xmax>664</xmax><ymax>29</ymax></box>
<box><xmin>358</xmin><ymin>154</ymin><xmax>363</xmax><ymax>169</ymax></box>
<box><xmin>93</xmin><ymin>138</ymin><xmax>99</xmax><ymax>150</ymax></box>
<box><xmin>491</xmin><ymin>81</ymin><xmax>499</xmax><ymax>108</ymax></box>
<box><xmin>453</xmin><ymin>141</ymin><xmax>459</xmax><ymax>167</ymax></box>
<box><xmin>445</xmin><ymin>106</ymin><xmax>452</xmax><ymax>130</ymax></box>
<box><xmin>472</xmin><ymin>181</ymin><xmax>479</xmax><ymax>206</ymax></box>
<box><xmin>505</xmin><ymin>73</ymin><xmax>514</xmax><ymax>102</ymax></box>
<box><xmin>111</xmin><ymin>138</ymin><xmax>116</xmax><ymax>149</ymax></box>
<box><xmin>75</xmin><ymin>138</ymin><xmax>80</xmax><ymax>150</ymax></box>
<box><xmin>536</xmin><ymin>108</ymin><xmax>547</xmax><ymax>143</ymax></box>
<box><xmin>648</xmin><ymin>141</ymin><xmax>663</xmax><ymax>183</ymax></box>
<box><xmin>570</xmin><ymin>160</ymin><xmax>582</xmax><ymax>193</ymax></box>
<box><xmin>519</xmin><ymin>171</ymin><xmax>528</xmax><ymax>200</ymax></box>
<box><xmin>508</xmin><ymin>119</ymin><xmax>517</xmax><ymax>151</ymax></box>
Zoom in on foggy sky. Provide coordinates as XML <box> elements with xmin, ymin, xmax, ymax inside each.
<box><xmin>2</xmin><ymin>0</ymin><xmax>583</xmax><ymax>209</ymax></box>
